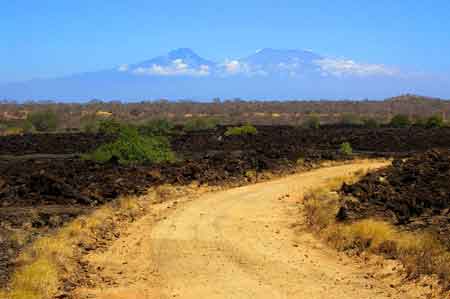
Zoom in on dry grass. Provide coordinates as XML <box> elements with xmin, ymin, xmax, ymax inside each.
<box><xmin>303</xmin><ymin>188</ymin><xmax>340</xmax><ymax>231</ymax></box>
<box><xmin>303</xmin><ymin>174</ymin><xmax>450</xmax><ymax>287</ymax></box>
<box><xmin>9</xmin><ymin>229</ymin><xmax>33</xmax><ymax>248</ymax></box>
<box><xmin>0</xmin><ymin>195</ymin><xmax>149</xmax><ymax>299</ymax></box>
<box><xmin>152</xmin><ymin>184</ymin><xmax>179</xmax><ymax>203</ymax></box>
<box><xmin>9</xmin><ymin>258</ymin><xmax>59</xmax><ymax>299</ymax></box>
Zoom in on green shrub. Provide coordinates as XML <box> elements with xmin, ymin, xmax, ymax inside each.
<box><xmin>82</xmin><ymin>121</ymin><xmax>98</xmax><ymax>133</ymax></box>
<box><xmin>184</xmin><ymin>117</ymin><xmax>218</xmax><ymax>131</ymax></box>
<box><xmin>79</xmin><ymin>115</ymin><xmax>100</xmax><ymax>133</ymax></box>
<box><xmin>0</xmin><ymin>121</ymin><xmax>9</xmax><ymax>135</ymax></box>
<box><xmin>425</xmin><ymin>115</ymin><xmax>445</xmax><ymax>128</ymax></box>
<box><xmin>414</xmin><ymin>117</ymin><xmax>427</xmax><ymax>127</ymax></box>
<box><xmin>97</xmin><ymin>118</ymin><xmax>123</xmax><ymax>134</ymax></box>
<box><xmin>4</xmin><ymin>127</ymin><xmax>24</xmax><ymax>135</ymax></box>
<box><xmin>26</xmin><ymin>111</ymin><xmax>58</xmax><ymax>132</ymax></box>
<box><xmin>139</xmin><ymin>118</ymin><xmax>175</xmax><ymax>136</ymax></box>
<box><xmin>304</xmin><ymin>114</ymin><xmax>320</xmax><ymax>129</ymax></box>
<box><xmin>340</xmin><ymin>113</ymin><xmax>362</xmax><ymax>126</ymax></box>
<box><xmin>339</xmin><ymin>142</ymin><xmax>353</xmax><ymax>155</ymax></box>
<box><xmin>224</xmin><ymin>124</ymin><xmax>258</xmax><ymax>136</ymax></box>
<box><xmin>20</xmin><ymin>120</ymin><xmax>35</xmax><ymax>133</ymax></box>
<box><xmin>362</xmin><ymin>118</ymin><xmax>380</xmax><ymax>128</ymax></box>
<box><xmin>1</xmin><ymin>120</ymin><xmax>35</xmax><ymax>135</ymax></box>
<box><xmin>389</xmin><ymin>114</ymin><xmax>411</xmax><ymax>128</ymax></box>
<box><xmin>87</xmin><ymin>126</ymin><xmax>175</xmax><ymax>165</ymax></box>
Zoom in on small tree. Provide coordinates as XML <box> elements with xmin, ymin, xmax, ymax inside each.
<box><xmin>224</xmin><ymin>124</ymin><xmax>258</xmax><ymax>136</ymax></box>
<box><xmin>184</xmin><ymin>117</ymin><xmax>218</xmax><ymax>131</ymax></box>
<box><xmin>0</xmin><ymin>122</ymin><xmax>6</xmax><ymax>134</ymax></box>
<box><xmin>87</xmin><ymin>126</ymin><xmax>176</xmax><ymax>165</ymax></box>
<box><xmin>80</xmin><ymin>114</ymin><xmax>101</xmax><ymax>133</ymax></box>
<box><xmin>389</xmin><ymin>114</ymin><xmax>411</xmax><ymax>128</ymax></box>
<box><xmin>26</xmin><ymin>111</ymin><xmax>58</xmax><ymax>132</ymax></box>
<box><xmin>339</xmin><ymin>142</ymin><xmax>353</xmax><ymax>155</ymax></box>
<box><xmin>97</xmin><ymin>118</ymin><xmax>123</xmax><ymax>134</ymax></box>
<box><xmin>414</xmin><ymin>117</ymin><xmax>427</xmax><ymax>127</ymax></box>
<box><xmin>304</xmin><ymin>114</ymin><xmax>320</xmax><ymax>129</ymax></box>
<box><xmin>362</xmin><ymin>118</ymin><xmax>380</xmax><ymax>128</ymax></box>
<box><xmin>140</xmin><ymin>118</ymin><xmax>175</xmax><ymax>136</ymax></box>
<box><xmin>425</xmin><ymin>115</ymin><xmax>444</xmax><ymax>128</ymax></box>
<box><xmin>82</xmin><ymin>121</ymin><xmax>98</xmax><ymax>133</ymax></box>
<box><xmin>340</xmin><ymin>113</ymin><xmax>362</xmax><ymax>126</ymax></box>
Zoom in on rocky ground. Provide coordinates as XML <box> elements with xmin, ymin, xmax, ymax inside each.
<box><xmin>339</xmin><ymin>149</ymin><xmax>450</xmax><ymax>247</ymax></box>
<box><xmin>73</xmin><ymin>162</ymin><xmax>442</xmax><ymax>299</ymax></box>
<box><xmin>2</xmin><ymin>126</ymin><xmax>450</xmax><ymax>156</ymax></box>
<box><xmin>2</xmin><ymin>125</ymin><xmax>450</xmax><ymax>290</ymax></box>
<box><xmin>0</xmin><ymin>127</ymin><xmax>346</xmax><ymax>288</ymax></box>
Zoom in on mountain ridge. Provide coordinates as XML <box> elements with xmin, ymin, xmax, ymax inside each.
<box><xmin>0</xmin><ymin>48</ymin><xmax>447</xmax><ymax>101</ymax></box>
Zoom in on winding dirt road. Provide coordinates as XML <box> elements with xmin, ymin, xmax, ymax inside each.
<box><xmin>74</xmin><ymin>162</ymin><xmax>437</xmax><ymax>299</ymax></box>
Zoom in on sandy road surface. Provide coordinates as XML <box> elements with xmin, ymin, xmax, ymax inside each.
<box><xmin>75</xmin><ymin>162</ymin><xmax>436</xmax><ymax>299</ymax></box>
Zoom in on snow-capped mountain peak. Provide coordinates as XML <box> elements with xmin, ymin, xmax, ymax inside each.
<box><xmin>0</xmin><ymin>47</ymin><xmax>409</xmax><ymax>100</ymax></box>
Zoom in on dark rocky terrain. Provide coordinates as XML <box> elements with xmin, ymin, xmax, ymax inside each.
<box><xmin>340</xmin><ymin>149</ymin><xmax>450</xmax><ymax>246</ymax></box>
<box><xmin>2</xmin><ymin>125</ymin><xmax>450</xmax><ymax>286</ymax></box>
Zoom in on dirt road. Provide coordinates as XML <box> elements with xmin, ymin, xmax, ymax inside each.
<box><xmin>74</xmin><ymin>162</ymin><xmax>437</xmax><ymax>299</ymax></box>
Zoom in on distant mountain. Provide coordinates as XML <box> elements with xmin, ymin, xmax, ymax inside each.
<box><xmin>239</xmin><ymin>48</ymin><xmax>323</xmax><ymax>75</ymax></box>
<box><xmin>0</xmin><ymin>48</ymin><xmax>447</xmax><ymax>101</ymax></box>
<box><xmin>127</xmin><ymin>48</ymin><xmax>216</xmax><ymax>76</ymax></box>
<box><xmin>136</xmin><ymin>48</ymin><xmax>215</xmax><ymax>68</ymax></box>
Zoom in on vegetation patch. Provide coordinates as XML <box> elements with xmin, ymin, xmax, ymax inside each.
<box><xmin>362</xmin><ymin>118</ymin><xmax>380</xmax><ymax>128</ymax></box>
<box><xmin>224</xmin><ymin>124</ymin><xmax>258</xmax><ymax>136</ymax></box>
<box><xmin>97</xmin><ymin>118</ymin><xmax>124</xmax><ymax>135</ymax></box>
<box><xmin>340</xmin><ymin>113</ymin><xmax>363</xmax><ymax>126</ymax></box>
<box><xmin>139</xmin><ymin>118</ymin><xmax>175</xmax><ymax>136</ymax></box>
<box><xmin>26</xmin><ymin>111</ymin><xmax>59</xmax><ymax>132</ymax></box>
<box><xmin>184</xmin><ymin>117</ymin><xmax>218</xmax><ymax>131</ymax></box>
<box><xmin>0</xmin><ymin>118</ymin><xmax>37</xmax><ymax>135</ymax></box>
<box><xmin>304</xmin><ymin>113</ymin><xmax>320</xmax><ymax>129</ymax></box>
<box><xmin>389</xmin><ymin>114</ymin><xmax>411</xmax><ymax>128</ymax></box>
<box><xmin>425</xmin><ymin>115</ymin><xmax>445</xmax><ymax>128</ymax></box>
<box><xmin>86</xmin><ymin>125</ymin><xmax>176</xmax><ymax>165</ymax></box>
<box><xmin>339</xmin><ymin>142</ymin><xmax>352</xmax><ymax>155</ymax></box>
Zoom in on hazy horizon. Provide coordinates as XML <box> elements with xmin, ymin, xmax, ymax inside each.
<box><xmin>2</xmin><ymin>1</ymin><xmax>450</xmax><ymax>100</ymax></box>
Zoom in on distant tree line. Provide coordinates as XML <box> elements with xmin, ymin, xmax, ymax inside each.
<box><xmin>1</xmin><ymin>94</ymin><xmax>450</xmax><ymax>134</ymax></box>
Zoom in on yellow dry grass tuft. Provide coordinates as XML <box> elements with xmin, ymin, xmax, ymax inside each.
<box><xmin>9</xmin><ymin>258</ymin><xmax>58</xmax><ymax>299</ymax></box>
<box><xmin>9</xmin><ymin>229</ymin><xmax>33</xmax><ymax>248</ymax></box>
<box><xmin>0</xmin><ymin>194</ymin><xmax>152</xmax><ymax>299</ymax></box>
<box><xmin>303</xmin><ymin>171</ymin><xmax>450</xmax><ymax>287</ymax></box>
<box><xmin>114</xmin><ymin>196</ymin><xmax>144</xmax><ymax>219</ymax></box>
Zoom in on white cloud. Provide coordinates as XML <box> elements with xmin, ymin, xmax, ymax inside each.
<box><xmin>118</xmin><ymin>64</ymin><xmax>129</xmax><ymax>72</ymax></box>
<box><xmin>197</xmin><ymin>64</ymin><xmax>210</xmax><ymax>76</ymax></box>
<box><xmin>220</xmin><ymin>60</ymin><xmax>267</xmax><ymax>77</ymax></box>
<box><xmin>314</xmin><ymin>58</ymin><xmax>398</xmax><ymax>77</ymax></box>
<box><xmin>223</xmin><ymin>60</ymin><xmax>244</xmax><ymax>74</ymax></box>
<box><xmin>132</xmin><ymin>59</ymin><xmax>210</xmax><ymax>77</ymax></box>
<box><xmin>277</xmin><ymin>62</ymin><xmax>299</xmax><ymax>70</ymax></box>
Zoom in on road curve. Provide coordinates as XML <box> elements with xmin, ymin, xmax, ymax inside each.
<box><xmin>75</xmin><ymin>162</ymin><xmax>434</xmax><ymax>299</ymax></box>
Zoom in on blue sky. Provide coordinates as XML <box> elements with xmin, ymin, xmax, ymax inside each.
<box><xmin>1</xmin><ymin>0</ymin><xmax>450</xmax><ymax>84</ymax></box>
